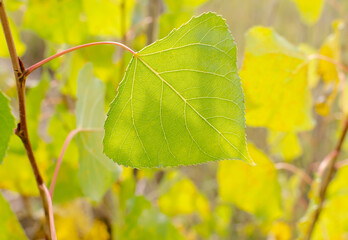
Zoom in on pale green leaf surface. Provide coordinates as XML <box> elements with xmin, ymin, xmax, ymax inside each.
<box><xmin>47</xmin><ymin>107</ymin><xmax>82</xmax><ymax>203</ymax></box>
<box><xmin>218</xmin><ymin>143</ymin><xmax>283</xmax><ymax>222</ymax></box>
<box><xmin>241</xmin><ymin>27</ymin><xmax>314</xmax><ymax>132</ymax></box>
<box><xmin>76</xmin><ymin>63</ymin><xmax>121</xmax><ymax>201</ymax></box>
<box><xmin>104</xmin><ymin>13</ymin><xmax>251</xmax><ymax>168</ymax></box>
<box><xmin>0</xmin><ymin>192</ymin><xmax>28</xmax><ymax>240</ymax></box>
<box><xmin>0</xmin><ymin>91</ymin><xmax>15</xmax><ymax>163</ymax></box>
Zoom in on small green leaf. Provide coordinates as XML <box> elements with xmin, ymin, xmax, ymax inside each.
<box><xmin>104</xmin><ymin>12</ymin><xmax>251</xmax><ymax>168</ymax></box>
<box><xmin>0</xmin><ymin>91</ymin><xmax>15</xmax><ymax>163</ymax></box>
<box><xmin>0</xmin><ymin>192</ymin><xmax>28</xmax><ymax>239</ymax></box>
<box><xmin>76</xmin><ymin>63</ymin><xmax>121</xmax><ymax>201</ymax></box>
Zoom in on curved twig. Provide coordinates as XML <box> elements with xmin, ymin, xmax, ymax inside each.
<box><xmin>49</xmin><ymin>128</ymin><xmax>102</xmax><ymax>198</ymax></box>
<box><xmin>335</xmin><ymin>159</ymin><xmax>348</xmax><ymax>169</ymax></box>
<box><xmin>305</xmin><ymin>119</ymin><xmax>348</xmax><ymax>239</ymax></box>
<box><xmin>25</xmin><ymin>41</ymin><xmax>137</xmax><ymax>77</ymax></box>
<box><xmin>308</xmin><ymin>54</ymin><xmax>348</xmax><ymax>74</ymax></box>
<box><xmin>275</xmin><ymin>162</ymin><xmax>313</xmax><ymax>185</ymax></box>
<box><xmin>40</xmin><ymin>184</ymin><xmax>57</xmax><ymax>240</ymax></box>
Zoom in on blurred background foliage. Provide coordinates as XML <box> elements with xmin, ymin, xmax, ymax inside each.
<box><xmin>0</xmin><ymin>0</ymin><xmax>348</xmax><ymax>239</ymax></box>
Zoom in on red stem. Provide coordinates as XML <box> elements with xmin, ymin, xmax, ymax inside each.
<box><xmin>49</xmin><ymin>128</ymin><xmax>102</xmax><ymax>198</ymax></box>
<box><xmin>40</xmin><ymin>184</ymin><xmax>57</xmax><ymax>240</ymax></box>
<box><xmin>25</xmin><ymin>41</ymin><xmax>137</xmax><ymax>77</ymax></box>
<box><xmin>275</xmin><ymin>162</ymin><xmax>313</xmax><ymax>185</ymax></box>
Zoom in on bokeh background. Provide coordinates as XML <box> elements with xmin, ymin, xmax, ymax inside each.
<box><xmin>0</xmin><ymin>0</ymin><xmax>348</xmax><ymax>239</ymax></box>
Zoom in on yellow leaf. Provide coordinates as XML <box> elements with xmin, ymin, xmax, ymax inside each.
<box><xmin>314</xmin><ymin>85</ymin><xmax>338</xmax><ymax>116</ymax></box>
<box><xmin>158</xmin><ymin>178</ymin><xmax>210</xmax><ymax>219</ymax></box>
<box><xmin>299</xmin><ymin>44</ymin><xmax>320</xmax><ymax>88</ymax></box>
<box><xmin>0</xmin><ymin>139</ymin><xmax>49</xmax><ymax>196</ymax></box>
<box><xmin>314</xmin><ymin>20</ymin><xmax>344</xmax><ymax>116</ymax></box>
<box><xmin>218</xmin><ymin>143</ymin><xmax>283</xmax><ymax>222</ymax></box>
<box><xmin>240</xmin><ymin>27</ymin><xmax>314</xmax><ymax>132</ymax></box>
<box><xmin>55</xmin><ymin>200</ymin><xmax>109</xmax><ymax>240</ymax></box>
<box><xmin>267</xmin><ymin>131</ymin><xmax>302</xmax><ymax>161</ymax></box>
<box><xmin>83</xmin><ymin>220</ymin><xmax>109</xmax><ymax>240</ymax></box>
<box><xmin>317</xmin><ymin>20</ymin><xmax>344</xmax><ymax>84</ymax></box>
<box><xmin>341</xmin><ymin>82</ymin><xmax>348</xmax><ymax>116</ymax></box>
<box><xmin>290</xmin><ymin>0</ymin><xmax>324</xmax><ymax>25</ymax></box>
<box><xmin>268</xmin><ymin>221</ymin><xmax>292</xmax><ymax>240</ymax></box>
<box><xmin>82</xmin><ymin>0</ymin><xmax>135</xmax><ymax>37</ymax></box>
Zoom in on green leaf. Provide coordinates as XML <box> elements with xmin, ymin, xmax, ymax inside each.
<box><xmin>76</xmin><ymin>63</ymin><xmax>121</xmax><ymax>201</ymax></box>
<box><xmin>0</xmin><ymin>192</ymin><xmax>28</xmax><ymax>240</ymax></box>
<box><xmin>240</xmin><ymin>27</ymin><xmax>314</xmax><ymax>132</ymax></box>
<box><xmin>218</xmin><ymin>143</ymin><xmax>283</xmax><ymax>222</ymax></box>
<box><xmin>0</xmin><ymin>91</ymin><xmax>15</xmax><ymax>163</ymax></box>
<box><xmin>104</xmin><ymin>12</ymin><xmax>252</xmax><ymax>168</ymax></box>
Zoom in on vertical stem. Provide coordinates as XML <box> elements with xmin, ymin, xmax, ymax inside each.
<box><xmin>305</xmin><ymin>119</ymin><xmax>348</xmax><ymax>239</ymax></box>
<box><xmin>118</xmin><ymin>0</ymin><xmax>128</xmax><ymax>83</ymax></box>
<box><xmin>146</xmin><ymin>0</ymin><xmax>160</xmax><ymax>44</ymax></box>
<box><xmin>0</xmin><ymin>1</ymin><xmax>55</xmax><ymax>239</ymax></box>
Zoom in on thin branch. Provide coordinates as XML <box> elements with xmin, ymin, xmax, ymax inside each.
<box><xmin>25</xmin><ymin>41</ymin><xmax>137</xmax><ymax>76</ymax></box>
<box><xmin>308</xmin><ymin>54</ymin><xmax>348</xmax><ymax>74</ymax></box>
<box><xmin>291</xmin><ymin>54</ymin><xmax>348</xmax><ymax>78</ymax></box>
<box><xmin>305</xmin><ymin>119</ymin><xmax>348</xmax><ymax>240</ymax></box>
<box><xmin>49</xmin><ymin>128</ymin><xmax>102</xmax><ymax>198</ymax></box>
<box><xmin>275</xmin><ymin>162</ymin><xmax>313</xmax><ymax>185</ymax></box>
<box><xmin>146</xmin><ymin>0</ymin><xmax>160</xmax><ymax>44</ymax></box>
<box><xmin>336</xmin><ymin>159</ymin><xmax>348</xmax><ymax>169</ymax></box>
<box><xmin>0</xmin><ymin>1</ymin><xmax>55</xmax><ymax>239</ymax></box>
<box><xmin>40</xmin><ymin>184</ymin><xmax>57</xmax><ymax>240</ymax></box>
<box><xmin>0</xmin><ymin>0</ymin><xmax>21</xmax><ymax>76</ymax></box>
